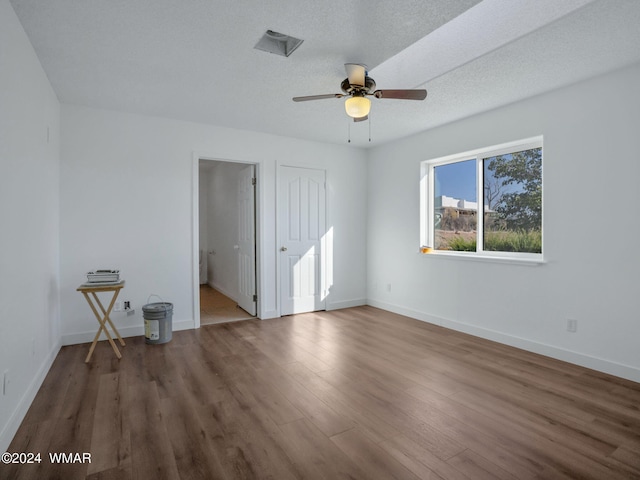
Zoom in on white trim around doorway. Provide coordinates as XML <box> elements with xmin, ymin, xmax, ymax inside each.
<box><xmin>192</xmin><ymin>152</ymin><xmax>271</xmax><ymax>327</ymax></box>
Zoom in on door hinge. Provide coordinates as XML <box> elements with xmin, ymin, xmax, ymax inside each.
<box><xmin>252</xmin><ymin>177</ymin><xmax>257</xmax><ymax>186</ymax></box>
<box><xmin>253</xmin><ymin>294</ymin><xmax>257</xmax><ymax>302</ymax></box>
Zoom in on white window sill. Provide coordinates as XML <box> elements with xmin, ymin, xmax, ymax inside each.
<box><xmin>419</xmin><ymin>250</ymin><xmax>545</xmax><ymax>266</ymax></box>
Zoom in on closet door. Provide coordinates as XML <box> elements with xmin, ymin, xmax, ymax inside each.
<box><xmin>278</xmin><ymin>166</ymin><xmax>326</xmax><ymax>316</ymax></box>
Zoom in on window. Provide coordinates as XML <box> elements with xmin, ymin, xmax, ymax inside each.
<box><xmin>421</xmin><ymin>137</ymin><xmax>542</xmax><ymax>260</ymax></box>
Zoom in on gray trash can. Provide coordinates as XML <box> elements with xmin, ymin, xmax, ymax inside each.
<box><xmin>143</xmin><ymin>302</ymin><xmax>173</xmax><ymax>344</ymax></box>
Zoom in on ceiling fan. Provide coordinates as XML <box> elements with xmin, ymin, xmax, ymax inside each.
<box><xmin>293</xmin><ymin>63</ymin><xmax>427</xmax><ymax>122</ymax></box>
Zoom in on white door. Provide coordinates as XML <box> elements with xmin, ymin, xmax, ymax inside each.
<box><xmin>237</xmin><ymin>165</ymin><xmax>256</xmax><ymax>315</ymax></box>
<box><xmin>278</xmin><ymin>166</ymin><xmax>326</xmax><ymax>316</ymax></box>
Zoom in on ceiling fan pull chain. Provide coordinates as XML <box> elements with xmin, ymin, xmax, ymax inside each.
<box><xmin>347</xmin><ymin>119</ymin><xmax>351</xmax><ymax>143</ymax></box>
<box><xmin>369</xmin><ymin>116</ymin><xmax>372</xmax><ymax>143</ymax></box>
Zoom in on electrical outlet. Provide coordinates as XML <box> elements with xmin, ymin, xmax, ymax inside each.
<box><xmin>124</xmin><ymin>301</ymin><xmax>130</xmax><ymax>310</ymax></box>
<box><xmin>114</xmin><ymin>301</ymin><xmax>123</xmax><ymax>312</ymax></box>
<box><xmin>567</xmin><ymin>319</ymin><xmax>578</xmax><ymax>333</ymax></box>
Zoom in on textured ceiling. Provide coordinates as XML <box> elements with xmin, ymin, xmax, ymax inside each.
<box><xmin>9</xmin><ymin>0</ymin><xmax>640</xmax><ymax>147</ymax></box>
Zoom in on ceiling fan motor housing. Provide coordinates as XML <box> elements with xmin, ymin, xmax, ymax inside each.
<box><xmin>341</xmin><ymin>76</ymin><xmax>376</xmax><ymax>95</ymax></box>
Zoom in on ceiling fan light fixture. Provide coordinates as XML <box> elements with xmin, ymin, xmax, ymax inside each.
<box><xmin>345</xmin><ymin>95</ymin><xmax>370</xmax><ymax>119</ymax></box>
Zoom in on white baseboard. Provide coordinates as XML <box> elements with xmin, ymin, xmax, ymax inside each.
<box><xmin>327</xmin><ymin>297</ymin><xmax>367</xmax><ymax>311</ymax></box>
<box><xmin>367</xmin><ymin>298</ymin><xmax>640</xmax><ymax>383</ymax></box>
<box><xmin>0</xmin><ymin>339</ymin><xmax>62</xmax><ymax>453</ymax></box>
<box><xmin>61</xmin><ymin>318</ymin><xmax>195</xmax><ymax>346</ymax></box>
<box><xmin>365</xmin><ymin>299</ymin><xmax>442</xmax><ymax>326</ymax></box>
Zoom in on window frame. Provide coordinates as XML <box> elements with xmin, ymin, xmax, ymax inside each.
<box><xmin>420</xmin><ymin>136</ymin><xmax>543</xmax><ymax>263</ymax></box>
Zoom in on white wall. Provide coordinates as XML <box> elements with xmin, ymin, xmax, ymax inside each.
<box><xmin>59</xmin><ymin>105</ymin><xmax>368</xmax><ymax>343</ymax></box>
<box><xmin>367</xmin><ymin>62</ymin><xmax>640</xmax><ymax>382</ymax></box>
<box><xmin>0</xmin><ymin>0</ymin><xmax>61</xmax><ymax>451</ymax></box>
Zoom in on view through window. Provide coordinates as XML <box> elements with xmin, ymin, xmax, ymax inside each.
<box><xmin>422</xmin><ymin>137</ymin><xmax>542</xmax><ymax>258</ymax></box>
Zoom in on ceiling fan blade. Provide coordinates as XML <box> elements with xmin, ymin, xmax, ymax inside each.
<box><xmin>373</xmin><ymin>89</ymin><xmax>427</xmax><ymax>100</ymax></box>
<box><xmin>292</xmin><ymin>93</ymin><xmax>344</xmax><ymax>102</ymax></box>
<box><xmin>353</xmin><ymin>115</ymin><xmax>368</xmax><ymax>123</ymax></box>
<box><xmin>344</xmin><ymin>63</ymin><xmax>366</xmax><ymax>87</ymax></box>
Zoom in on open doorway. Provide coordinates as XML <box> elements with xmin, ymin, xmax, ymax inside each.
<box><xmin>198</xmin><ymin>159</ymin><xmax>257</xmax><ymax>325</ymax></box>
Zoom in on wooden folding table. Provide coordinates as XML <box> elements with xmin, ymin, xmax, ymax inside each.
<box><xmin>77</xmin><ymin>280</ymin><xmax>126</xmax><ymax>362</ymax></box>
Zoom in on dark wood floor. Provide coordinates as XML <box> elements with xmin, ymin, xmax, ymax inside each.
<box><xmin>4</xmin><ymin>306</ymin><xmax>640</xmax><ymax>480</ymax></box>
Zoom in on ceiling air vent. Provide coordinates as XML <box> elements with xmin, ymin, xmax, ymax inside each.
<box><xmin>254</xmin><ymin>30</ymin><xmax>303</xmax><ymax>57</ymax></box>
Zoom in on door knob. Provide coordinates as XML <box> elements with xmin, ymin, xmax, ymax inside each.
<box><xmin>280</xmin><ymin>246</ymin><xmax>287</xmax><ymax>252</ymax></box>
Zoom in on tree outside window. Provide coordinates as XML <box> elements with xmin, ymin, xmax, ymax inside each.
<box><xmin>483</xmin><ymin>147</ymin><xmax>542</xmax><ymax>253</ymax></box>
